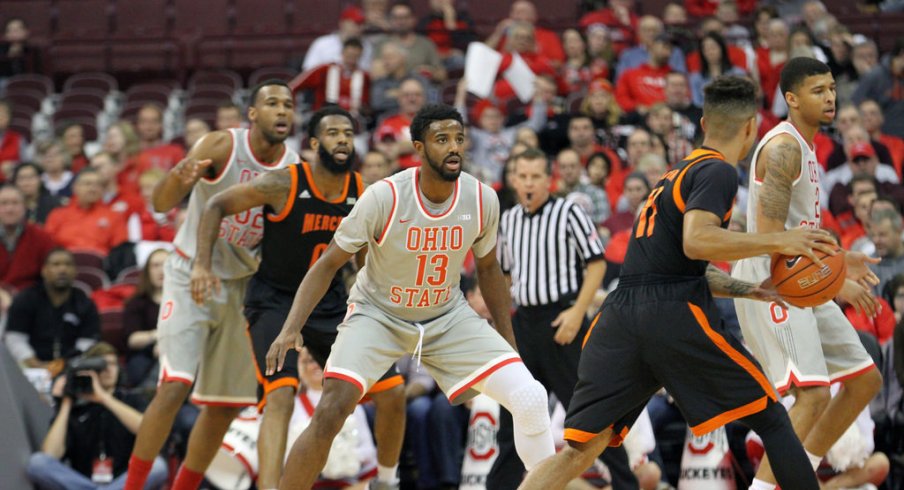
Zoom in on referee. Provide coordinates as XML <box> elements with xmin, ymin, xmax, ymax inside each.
<box><xmin>487</xmin><ymin>148</ymin><xmax>638</xmax><ymax>489</ymax></box>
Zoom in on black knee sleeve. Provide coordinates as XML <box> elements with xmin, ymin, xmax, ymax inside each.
<box><xmin>741</xmin><ymin>400</ymin><xmax>819</xmax><ymax>490</ymax></box>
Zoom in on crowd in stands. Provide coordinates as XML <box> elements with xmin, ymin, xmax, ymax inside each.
<box><xmin>1</xmin><ymin>0</ymin><xmax>904</xmax><ymax>488</ymax></box>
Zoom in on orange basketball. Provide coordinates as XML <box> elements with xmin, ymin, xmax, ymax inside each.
<box><xmin>770</xmin><ymin>249</ymin><xmax>846</xmax><ymax>308</ymax></box>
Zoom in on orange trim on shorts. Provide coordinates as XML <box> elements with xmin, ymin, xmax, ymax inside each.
<box><xmin>267</xmin><ymin>165</ymin><xmax>299</xmax><ymax>222</ymax></box>
<box><xmin>687</xmin><ymin>302</ymin><xmax>777</xmax><ymax>402</ymax></box>
<box><xmin>582</xmin><ymin>311</ymin><xmax>602</xmax><ymax>349</ymax></box>
<box><xmin>564</xmin><ymin>427</ymin><xmax>600</xmax><ymax>443</ymax></box>
<box><xmin>690</xmin><ymin>395</ymin><xmax>768</xmax><ymax>436</ymax></box>
<box><xmin>302</xmin><ymin>161</ymin><xmax>351</xmax><ymax>203</ymax></box>
<box><xmin>367</xmin><ymin>374</ymin><xmax>404</xmax><ymax>394</ymax></box>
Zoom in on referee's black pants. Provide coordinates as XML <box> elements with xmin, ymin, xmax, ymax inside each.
<box><xmin>486</xmin><ymin>303</ymin><xmax>639</xmax><ymax>490</ymax></box>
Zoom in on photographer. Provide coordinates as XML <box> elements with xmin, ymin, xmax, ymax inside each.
<box><xmin>26</xmin><ymin>342</ymin><xmax>167</xmax><ymax>490</ymax></box>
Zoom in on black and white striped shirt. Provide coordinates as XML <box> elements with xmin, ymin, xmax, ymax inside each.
<box><xmin>499</xmin><ymin>197</ymin><xmax>605</xmax><ymax>307</ymax></box>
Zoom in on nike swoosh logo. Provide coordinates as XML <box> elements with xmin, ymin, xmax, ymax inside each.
<box><xmin>399</xmin><ymin>218</ymin><xmax>412</xmax><ymax>223</ymax></box>
<box><xmin>785</xmin><ymin>256</ymin><xmax>802</xmax><ymax>268</ymax></box>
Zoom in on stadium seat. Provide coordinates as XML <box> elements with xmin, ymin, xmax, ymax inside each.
<box><xmin>76</xmin><ymin>266</ymin><xmax>110</xmax><ymax>292</ymax></box>
<box><xmin>99</xmin><ymin>309</ymin><xmax>127</xmax><ymax>354</ymax></box>
<box><xmin>110</xmin><ymin>40</ymin><xmax>181</xmax><ymax>73</ymax></box>
<box><xmin>2</xmin><ymin>0</ymin><xmax>53</xmax><ymax>39</ymax></box>
<box><xmin>8</xmin><ymin>118</ymin><xmax>32</xmax><ymax>141</ymax></box>
<box><xmin>63</xmin><ymin>72</ymin><xmax>118</xmax><ymax>93</ymax></box>
<box><xmin>187</xmin><ymin>85</ymin><xmax>236</xmax><ymax>102</ymax></box>
<box><xmin>184</xmin><ymin>99</ymin><xmax>227</xmax><ymax>119</ymax></box>
<box><xmin>233</xmin><ymin>0</ymin><xmax>293</xmax><ymax>35</ymax></box>
<box><xmin>52</xmin><ymin>0</ymin><xmax>113</xmax><ymax>39</ymax></box>
<box><xmin>173</xmin><ymin>0</ymin><xmax>230</xmax><ymax>37</ymax></box>
<box><xmin>4</xmin><ymin>90</ymin><xmax>45</xmax><ymax>117</ymax></box>
<box><xmin>47</xmin><ymin>42</ymin><xmax>107</xmax><ymax>73</ymax></box>
<box><xmin>3</xmin><ymin>74</ymin><xmax>54</xmax><ymax>97</ymax></box>
<box><xmin>188</xmin><ymin>70</ymin><xmax>243</xmax><ymax>92</ymax></box>
<box><xmin>113</xmin><ymin>0</ymin><xmax>172</xmax><ymax>38</ymax></box>
<box><xmin>72</xmin><ymin>250</ymin><xmax>106</xmax><ymax>270</ymax></box>
<box><xmin>292</xmin><ymin>0</ymin><xmax>342</xmax><ymax>32</ymax></box>
<box><xmin>52</xmin><ymin>104</ymin><xmax>99</xmax><ymax>125</ymax></box>
<box><xmin>248</xmin><ymin>66</ymin><xmax>296</xmax><ymax>87</ymax></box>
<box><xmin>60</xmin><ymin>89</ymin><xmax>107</xmax><ymax>113</ymax></box>
<box><xmin>124</xmin><ymin>84</ymin><xmax>173</xmax><ymax>107</ymax></box>
<box><xmin>114</xmin><ymin>266</ymin><xmax>142</xmax><ymax>286</ymax></box>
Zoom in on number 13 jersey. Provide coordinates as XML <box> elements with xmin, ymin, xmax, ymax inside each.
<box><xmin>333</xmin><ymin>168</ymin><xmax>499</xmax><ymax>322</ymax></box>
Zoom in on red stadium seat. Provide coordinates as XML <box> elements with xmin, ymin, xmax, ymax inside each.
<box><xmin>173</xmin><ymin>0</ymin><xmax>230</xmax><ymax>37</ymax></box>
<box><xmin>4</xmin><ymin>90</ymin><xmax>45</xmax><ymax>117</ymax></box>
<box><xmin>53</xmin><ymin>0</ymin><xmax>113</xmax><ymax>39</ymax></box>
<box><xmin>124</xmin><ymin>84</ymin><xmax>173</xmax><ymax>107</ymax></box>
<box><xmin>72</xmin><ymin>250</ymin><xmax>106</xmax><ymax>270</ymax></box>
<box><xmin>3</xmin><ymin>74</ymin><xmax>54</xmax><ymax>97</ymax></box>
<box><xmin>189</xmin><ymin>70</ymin><xmax>243</xmax><ymax>91</ymax></box>
<box><xmin>114</xmin><ymin>266</ymin><xmax>142</xmax><ymax>286</ymax></box>
<box><xmin>60</xmin><ymin>89</ymin><xmax>107</xmax><ymax>113</ymax></box>
<box><xmin>2</xmin><ymin>0</ymin><xmax>53</xmax><ymax>39</ymax></box>
<box><xmin>99</xmin><ymin>309</ymin><xmax>127</xmax><ymax>354</ymax></box>
<box><xmin>76</xmin><ymin>266</ymin><xmax>111</xmax><ymax>291</ymax></box>
<box><xmin>291</xmin><ymin>0</ymin><xmax>342</xmax><ymax>32</ymax></box>
<box><xmin>63</xmin><ymin>72</ymin><xmax>118</xmax><ymax>93</ymax></box>
<box><xmin>233</xmin><ymin>0</ymin><xmax>292</xmax><ymax>35</ymax></box>
<box><xmin>113</xmin><ymin>0</ymin><xmax>172</xmax><ymax>38</ymax></box>
<box><xmin>187</xmin><ymin>85</ymin><xmax>236</xmax><ymax>101</ymax></box>
<box><xmin>9</xmin><ymin>118</ymin><xmax>32</xmax><ymax>141</ymax></box>
<box><xmin>110</xmin><ymin>40</ymin><xmax>181</xmax><ymax>73</ymax></box>
<box><xmin>47</xmin><ymin>42</ymin><xmax>107</xmax><ymax>73</ymax></box>
<box><xmin>52</xmin><ymin>105</ymin><xmax>98</xmax><ymax>125</ymax></box>
<box><xmin>249</xmin><ymin>66</ymin><xmax>296</xmax><ymax>87</ymax></box>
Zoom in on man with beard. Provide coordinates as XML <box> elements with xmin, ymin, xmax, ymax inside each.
<box><xmin>266</xmin><ymin>104</ymin><xmax>555</xmax><ymax>490</ymax></box>
<box><xmin>191</xmin><ymin>106</ymin><xmax>406</xmax><ymax>490</ymax></box>
<box><xmin>123</xmin><ymin>80</ymin><xmax>300</xmax><ymax>490</ymax></box>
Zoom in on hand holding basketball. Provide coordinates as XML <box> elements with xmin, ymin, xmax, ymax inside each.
<box><xmin>774</xmin><ymin>227</ymin><xmax>838</xmax><ymax>268</ymax></box>
<box><xmin>770</xmin><ymin>247</ymin><xmax>846</xmax><ymax>308</ymax></box>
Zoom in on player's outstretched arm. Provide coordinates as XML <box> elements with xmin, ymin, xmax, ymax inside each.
<box><xmin>755</xmin><ymin>135</ymin><xmax>800</xmax><ymax>234</ymax></box>
<box><xmin>474</xmin><ymin>246</ymin><xmax>517</xmax><ymax>349</ymax></box>
<box><xmin>705</xmin><ymin>264</ymin><xmax>787</xmax><ymax>306</ymax></box>
<box><xmin>266</xmin><ymin>240</ymin><xmax>353</xmax><ymax>374</ymax></box>
<box><xmin>152</xmin><ymin>131</ymin><xmax>231</xmax><ymax>212</ymax></box>
<box><xmin>190</xmin><ymin>169</ymin><xmax>292</xmax><ymax>304</ymax></box>
<box><xmin>684</xmin><ymin>210</ymin><xmax>837</xmax><ymax>264</ymax></box>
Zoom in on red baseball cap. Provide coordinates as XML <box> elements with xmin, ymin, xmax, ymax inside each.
<box><xmin>849</xmin><ymin>142</ymin><xmax>876</xmax><ymax>160</ymax></box>
<box><xmin>588</xmin><ymin>78</ymin><xmax>613</xmax><ymax>94</ymax></box>
<box><xmin>340</xmin><ymin>6</ymin><xmax>365</xmax><ymax>25</ymax></box>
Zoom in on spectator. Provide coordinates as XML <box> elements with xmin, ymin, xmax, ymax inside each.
<box><xmin>686</xmin><ymin>0</ymin><xmax>755</xmax><ymax>17</ymax></box>
<box><xmin>860</xmin><ymin>99</ymin><xmax>904</xmax><ymax>177</ymax></box>
<box><xmin>44</xmin><ymin>168</ymin><xmax>128</xmax><ymax>255</ymax></box>
<box><xmin>756</xmin><ymin>18</ymin><xmax>790</xmax><ymax>110</ymax></box>
<box><xmin>58</xmin><ymin>122</ymin><xmax>89</xmax><ymax>174</ymax></box>
<box><xmin>215</xmin><ymin>103</ymin><xmax>243</xmax><ymax>130</ymax></box>
<box><xmin>182</xmin><ymin>118</ymin><xmax>210</xmax><ymax>151</ymax></box>
<box><xmin>601</xmin><ymin>172</ymin><xmax>649</xmax><ymax>235</ymax></box>
<box><xmin>662</xmin><ymin>3</ymin><xmax>695</xmax><ymax>55</ymax></box>
<box><xmin>579</xmin><ymin>79</ymin><xmax>622</xmax><ymax>150</ymax></box>
<box><xmin>0</xmin><ymin>184</ymin><xmax>55</xmax><ymax>300</ymax></box>
<box><xmin>303</xmin><ymin>5</ymin><xmax>374</xmax><ymax>72</ymax></box>
<box><xmin>291</xmin><ymin>38</ymin><xmax>370</xmax><ymax>115</ymax></box>
<box><xmin>4</xmin><ymin>248</ymin><xmax>100</xmax><ymax>368</ymax></box>
<box><xmin>487</xmin><ymin>0</ymin><xmax>566</xmax><ymax>67</ymax></box>
<box><xmin>492</xmin><ymin>22</ymin><xmax>558</xmax><ymax>103</ymax></box>
<box><xmin>868</xmin><ymin>206</ymin><xmax>904</xmax><ymax>296</ymax></box>
<box><xmin>844</xmin><ymin>189</ymin><xmax>878</xmax><ymax>253</ymax></box>
<box><xmin>360</xmin><ymin>150</ymin><xmax>392</xmax><ymax>185</ymax></box>
<box><xmin>789</xmin><ymin>27</ymin><xmax>828</xmax><ymax>63</ymax></box>
<box><xmin>0</xmin><ymin>99</ymin><xmax>27</xmax><ymax>177</ymax></box>
<box><xmin>614</xmin><ymin>34</ymin><xmax>674</xmax><ymax>114</ymax></box>
<box><xmin>370</xmin><ymin>41</ymin><xmax>433</xmax><ymax>116</ymax></box>
<box><xmin>454</xmin><ymin>79</ymin><xmax>549</xmax><ymax>188</ymax></box>
<box><xmin>26</xmin><ymin>342</ymin><xmax>168</xmax><ymax>490</ymax></box>
<box><xmin>374</xmin><ymin>3</ymin><xmax>446</xmax><ymax>82</ymax></box>
<box><xmin>634</xmin><ymin>153</ymin><xmax>668</xmax><ymax>193</ymax></box>
<box><xmin>645</xmin><ymin>103</ymin><xmax>693</xmax><ymax>166</ymax></box>
<box><xmin>689</xmin><ymin>32</ymin><xmax>748</xmax><ymax>107</ymax></box>
<box><xmin>560</xmin><ymin>28</ymin><xmax>609</xmax><ymax>94</ymax></box>
<box><xmin>586</xmin><ymin>24</ymin><xmax>616</xmax><ymax>76</ymax></box>
<box><xmin>664</xmin><ymin>72</ymin><xmax>703</xmax><ymax>142</ymax></box>
<box><xmin>555</xmin><ymin>148</ymin><xmax>611</xmax><ymax>224</ymax></box>
<box><xmin>579</xmin><ymin>0</ymin><xmax>639</xmax><ymax>56</ymax></box>
<box><xmin>888</xmin><ymin>273</ymin><xmax>904</xmax><ymax>322</ymax></box>
<box><xmin>852</xmin><ymin>38</ymin><xmax>904</xmax><ymax>138</ymax></box>
<box><xmin>686</xmin><ymin>17</ymin><xmax>750</xmax><ymax>74</ymax></box>
<box><xmin>373</xmin><ymin>77</ymin><xmax>426</xmax><ymax>170</ymax></box>
<box><xmin>124</xmin><ymin>248</ymin><xmax>168</xmax><ymax>388</ymax></box>
<box><xmin>835</xmin><ymin>173</ymin><xmax>878</xmax><ymax>246</ymax></box>
<box><xmin>826</xmin><ymin>129</ymin><xmax>902</xmax><ymax>216</ymax></box>
<box><xmin>36</xmin><ymin>139</ymin><xmax>74</xmax><ymax>199</ymax></box>
<box><xmin>90</xmin><ymin>152</ymin><xmax>143</xmax><ymax>233</ymax></box>
<box><xmin>586</xmin><ymin>151</ymin><xmax>612</xmax><ymax>194</ymax></box>
<box><xmin>416</xmin><ymin>0</ymin><xmax>477</xmax><ymax>70</ymax></box>
<box><xmin>826</xmin><ymin>114</ymin><xmax>894</xmax><ymax>174</ymax></box>
<box><xmin>851</xmin><ymin>38</ymin><xmax>880</xmax><ymax>79</ymax></box>
<box><xmin>0</xmin><ymin>18</ymin><xmax>41</xmax><ymax>80</ymax></box>
<box><xmin>134</xmin><ymin>168</ymin><xmax>176</xmax><ymax>242</ymax></box>
<box><xmin>362</xmin><ymin>0</ymin><xmax>391</xmax><ymax>33</ymax></box>
<box><xmin>826</xmin><ymin>26</ymin><xmax>859</xmax><ymax>103</ymax></box>
<box><xmin>615</xmin><ymin>16</ymin><xmax>686</xmax><ymax>81</ymax></box>
<box><xmin>12</xmin><ymin>162</ymin><xmax>61</xmax><ymax>224</ymax></box>
<box><xmin>134</xmin><ymin>104</ymin><xmax>185</xmax><ymax>172</ymax></box>
<box><xmin>103</xmin><ymin>121</ymin><xmax>143</xmax><ymax>198</ymax></box>
<box><xmin>752</xmin><ymin>5</ymin><xmax>780</xmax><ymax>50</ymax></box>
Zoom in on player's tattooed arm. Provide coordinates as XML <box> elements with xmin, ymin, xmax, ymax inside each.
<box><xmin>705</xmin><ymin>264</ymin><xmax>756</xmax><ymax>298</ymax></box>
<box><xmin>251</xmin><ymin>168</ymin><xmax>293</xmax><ymax>213</ymax></box>
<box><xmin>756</xmin><ymin>138</ymin><xmax>801</xmax><ymax>231</ymax></box>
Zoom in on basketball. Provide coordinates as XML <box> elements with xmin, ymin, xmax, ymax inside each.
<box><xmin>770</xmin><ymin>249</ymin><xmax>847</xmax><ymax>308</ymax></box>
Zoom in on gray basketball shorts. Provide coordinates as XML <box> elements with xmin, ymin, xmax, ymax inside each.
<box><xmin>732</xmin><ymin>256</ymin><xmax>875</xmax><ymax>393</ymax></box>
<box><xmin>324</xmin><ymin>298</ymin><xmax>521</xmax><ymax>404</ymax></box>
<box><xmin>157</xmin><ymin>253</ymin><xmax>258</xmax><ymax>406</ymax></box>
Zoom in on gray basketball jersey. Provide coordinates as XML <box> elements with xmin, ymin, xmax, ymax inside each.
<box><xmin>747</xmin><ymin>121</ymin><xmax>822</xmax><ymax>234</ymax></box>
<box><xmin>173</xmin><ymin>128</ymin><xmax>300</xmax><ymax>280</ymax></box>
<box><xmin>334</xmin><ymin>168</ymin><xmax>499</xmax><ymax>322</ymax></box>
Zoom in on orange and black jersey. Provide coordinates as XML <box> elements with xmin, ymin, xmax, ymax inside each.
<box><xmin>256</xmin><ymin>162</ymin><xmax>364</xmax><ymax>315</ymax></box>
<box><xmin>620</xmin><ymin>148</ymin><xmax>737</xmax><ymax>278</ymax></box>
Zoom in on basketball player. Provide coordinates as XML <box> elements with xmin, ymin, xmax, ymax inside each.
<box><xmin>732</xmin><ymin>58</ymin><xmax>883</xmax><ymax>490</ymax></box>
<box><xmin>123</xmin><ymin>80</ymin><xmax>300</xmax><ymax>490</ymax></box>
<box><xmin>190</xmin><ymin>106</ymin><xmax>407</xmax><ymax>490</ymax></box>
<box><xmin>518</xmin><ymin>76</ymin><xmax>830</xmax><ymax>490</ymax></box>
<box><xmin>266</xmin><ymin>104</ymin><xmax>555</xmax><ymax>490</ymax></box>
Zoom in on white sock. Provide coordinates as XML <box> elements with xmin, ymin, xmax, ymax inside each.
<box><xmin>377</xmin><ymin>464</ymin><xmax>398</xmax><ymax>483</ymax></box>
<box><xmin>806</xmin><ymin>450</ymin><xmax>822</xmax><ymax>470</ymax></box>
<box><xmin>749</xmin><ymin>478</ymin><xmax>775</xmax><ymax>490</ymax></box>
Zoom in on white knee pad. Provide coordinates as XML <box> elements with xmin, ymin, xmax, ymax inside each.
<box><xmin>508</xmin><ymin>380</ymin><xmax>551</xmax><ymax>435</ymax></box>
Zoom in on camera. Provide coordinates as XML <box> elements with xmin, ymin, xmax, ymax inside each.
<box><xmin>63</xmin><ymin>356</ymin><xmax>108</xmax><ymax>398</ymax></box>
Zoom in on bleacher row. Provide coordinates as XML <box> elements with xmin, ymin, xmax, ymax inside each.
<box><xmin>2</xmin><ymin>67</ymin><xmax>296</xmax><ymax>146</ymax></box>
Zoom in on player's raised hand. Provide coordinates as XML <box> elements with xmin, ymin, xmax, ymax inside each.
<box><xmin>837</xmin><ymin>278</ymin><xmax>880</xmax><ymax>317</ymax></box>
<box><xmin>776</xmin><ymin>227</ymin><xmax>838</xmax><ymax>268</ymax></box>
<box><xmin>844</xmin><ymin>251</ymin><xmax>880</xmax><ymax>289</ymax></box>
<box><xmin>173</xmin><ymin>158</ymin><xmax>213</xmax><ymax>186</ymax></box>
<box><xmin>266</xmin><ymin>327</ymin><xmax>303</xmax><ymax>376</ymax></box>
<box><xmin>189</xmin><ymin>264</ymin><xmax>221</xmax><ymax>305</ymax></box>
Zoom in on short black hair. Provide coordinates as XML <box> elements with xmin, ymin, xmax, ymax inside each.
<box><xmin>45</xmin><ymin>247</ymin><xmax>74</xmax><ymax>265</ymax></box>
<box><xmin>779</xmin><ymin>57</ymin><xmax>831</xmax><ymax>97</ymax></box>
<box><xmin>850</xmin><ymin>172</ymin><xmax>879</xmax><ymax>192</ymax></box>
<box><xmin>512</xmin><ymin>147</ymin><xmax>552</xmax><ymax>176</ymax></box>
<box><xmin>702</xmin><ymin>75</ymin><xmax>757</xmax><ymax>140</ymax></box>
<box><xmin>343</xmin><ymin>37</ymin><xmax>364</xmax><ymax>51</ymax></box>
<box><xmin>307</xmin><ymin>105</ymin><xmax>355</xmax><ymax>139</ymax></box>
<box><xmin>249</xmin><ymin>79</ymin><xmax>291</xmax><ymax>106</ymax></box>
<box><xmin>409</xmin><ymin>104</ymin><xmax>463</xmax><ymax>143</ymax></box>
